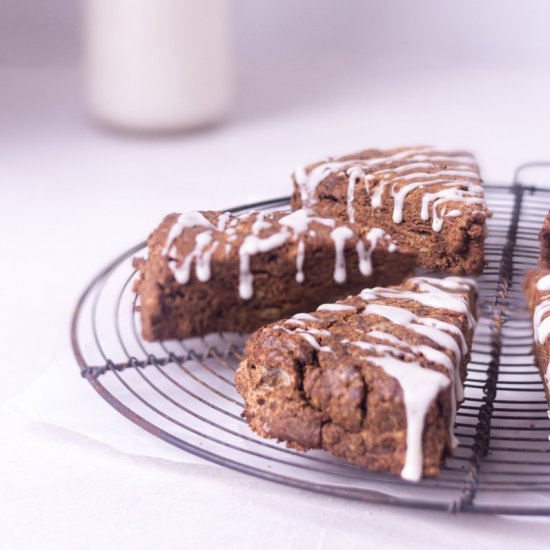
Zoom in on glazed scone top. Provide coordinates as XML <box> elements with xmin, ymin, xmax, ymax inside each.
<box><xmin>159</xmin><ymin>209</ymin><xmax>402</xmax><ymax>300</ymax></box>
<box><xmin>270</xmin><ymin>276</ymin><xmax>477</xmax><ymax>481</ymax></box>
<box><xmin>293</xmin><ymin>146</ymin><xmax>489</xmax><ymax>231</ymax></box>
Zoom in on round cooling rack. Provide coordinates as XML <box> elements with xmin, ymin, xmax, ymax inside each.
<box><xmin>71</xmin><ymin>182</ymin><xmax>550</xmax><ymax>515</ymax></box>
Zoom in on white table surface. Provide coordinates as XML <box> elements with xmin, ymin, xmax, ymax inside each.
<box><xmin>2</xmin><ymin>63</ymin><xmax>550</xmax><ymax>549</ymax></box>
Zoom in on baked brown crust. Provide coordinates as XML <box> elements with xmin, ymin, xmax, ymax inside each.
<box><xmin>236</xmin><ymin>276</ymin><xmax>477</xmax><ymax>480</ymax></box>
<box><xmin>538</xmin><ymin>211</ymin><xmax>550</xmax><ymax>269</ymax></box>
<box><xmin>290</xmin><ymin>146</ymin><xmax>491</xmax><ymax>275</ymax></box>
<box><xmin>134</xmin><ymin>209</ymin><xmax>416</xmax><ymax>341</ymax></box>
<box><xmin>524</xmin><ymin>212</ymin><xmax>550</xmax><ymax>405</ymax></box>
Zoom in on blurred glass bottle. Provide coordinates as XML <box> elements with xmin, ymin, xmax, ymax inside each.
<box><xmin>85</xmin><ymin>0</ymin><xmax>231</xmax><ymax>132</ymax></box>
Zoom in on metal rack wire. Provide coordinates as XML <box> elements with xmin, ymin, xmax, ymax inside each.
<box><xmin>71</xmin><ymin>167</ymin><xmax>550</xmax><ymax>515</ymax></box>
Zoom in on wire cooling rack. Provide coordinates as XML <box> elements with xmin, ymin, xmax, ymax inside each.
<box><xmin>71</xmin><ymin>169</ymin><xmax>550</xmax><ymax>515</ymax></box>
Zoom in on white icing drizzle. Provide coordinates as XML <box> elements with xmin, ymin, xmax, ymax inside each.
<box><xmin>362</xmin><ymin>147</ymin><xmax>435</xmax><ymax>168</ymax></box>
<box><xmin>367</xmin><ymin>355</ymin><xmax>450</xmax><ymax>482</ymax></box>
<box><xmin>162</xmin><ymin>211</ymin><xmax>215</xmax><ymax>256</ymax></box>
<box><xmin>292</xmin><ymin>312</ymin><xmax>319</xmax><ymax>322</ymax></box>
<box><xmin>422</xmin><ymin>155</ymin><xmax>477</xmax><ymax>166</ymax></box>
<box><xmin>364</xmin><ymin>303</ymin><xmax>415</xmax><ymax>324</ymax></box>
<box><xmin>278</xmin><ymin>209</ymin><xmax>336</xmax><ymax>232</ymax></box>
<box><xmin>376</xmin><ymin>161</ymin><xmax>434</xmax><ymax>174</ymax></box>
<box><xmin>536</xmin><ymin>274</ymin><xmax>550</xmax><ymax>292</ymax></box>
<box><xmin>216</xmin><ymin>212</ymin><xmax>232</xmax><ymax>231</ymax></box>
<box><xmin>352</xmin><ymin>340</ymin><xmax>413</xmax><ymax>357</ymax></box>
<box><xmin>295</xmin><ymin>239</ymin><xmax>306</xmax><ymax>283</ymax></box>
<box><xmin>359</xmin><ymin>289</ymin><xmax>378</xmax><ymax>300</ymax></box>
<box><xmin>195</xmin><ymin>238</ymin><xmax>219</xmax><ymax>282</ymax></box>
<box><xmin>305</xmin><ymin>328</ymin><xmax>331</xmax><ymax>337</ymax></box>
<box><xmin>367</xmin><ymin>276</ymin><xmax>477</xmax><ymax>330</ymax></box>
<box><xmin>317</xmin><ymin>303</ymin><xmax>357</xmax><ymax>312</ymax></box>
<box><xmin>346</xmin><ymin>166</ymin><xmax>371</xmax><ymax>223</ymax></box>
<box><xmin>297</xmin><ymin>332</ymin><xmax>332</xmax><ymax>352</ymax></box>
<box><xmin>417</xmin><ymin>315</ymin><xmax>468</xmax><ymax>356</ymax></box>
<box><xmin>283</xmin><ymin>318</ymin><xmax>306</xmax><ymax>327</ymax></box>
<box><xmin>251</xmin><ymin>211</ymin><xmax>272</xmax><ymax>235</ymax></box>
<box><xmin>370</xmin><ymin>181</ymin><xmax>386</xmax><ymax>209</ymax></box>
<box><xmin>533</xmin><ymin>272</ymin><xmax>550</xmax><ymax>347</ymax></box>
<box><xmin>275</xmin><ymin>324</ymin><xmax>332</xmax><ymax>352</ymax></box>
<box><xmin>408</xmin><ymin>323</ymin><xmax>463</xmax><ymax>403</ymax></box>
<box><xmin>279</xmin><ymin>209</ymin><xmax>336</xmax><ymax>229</ymax></box>
<box><xmin>370</xmin><ymin>279</ymin><xmax>473</xmax><ymax>359</ymax></box>
<box><xmin>293</xmin><ymin>161</ymin><xmax>342</xmax><ymax>208</ymax></box>
<box><xmin>294</xmin><ymin>147</ymin><xmax>484</xmax><ymax>231</ymax></box>
<box><xmin>330</xmin><ymin>226</ymin><xmax>354</xmax><ymax>283</ymax></box>
<box><xmin>420</xmin><ymin>187</ymin><xmax>486</xmax><ymax>232</ymax></box>
<box><xmin>240</xmin><ymin>209</ymin><xmax>387</xmax><ymax>298</ymax></box>
<box><xmin>365</xmin><ymin>330</ymin><xmax>404</xmax><ymax>345</ymax></box>
<box><xmin>279</xmin><ymin>209</ymin><xmax>336</xmax><ymax>283</ymax></box>
<box><xmin>393</xmin><ymin>174</ymin><xmax>483</xmax><ymax>228</ymax></box>
<box><xmin>356</xmin><ymin>228</ymin><xmax>386</xmax><ymax>277</ymax></box>
<box><xmin>392</xmin><ymin>169</ymin><xmax>480</xmax><ymax>182</ymax></box>
<box><xmin>238</xmin><ymin>232</ymin><xmax>290</xmax><ymax>300</ymax></box>
<box><xmin>354</xmin><ymin>336</ymin><xmax>453</xmax><ymax>374</ymax></box>
<box><xmin>391</xmin><ymin>178</ymin><xmax>448</xmax><ymax>223</ymax></box>
<box><xmin>413</xmin><ymin>344</ymin><xmax>454</xmax><ymax>373</ymax></box>
<box><xmin>168</xmin><ymin>231</ymin><xmax>216</xmax><ymax>284</ymax></box>
<box><xmin>366</xmin><ymin>288</ymin><xmax>475</xmax><ymax>329</ymax></box>
<box><xmin>446</xmin><ymin>209</ymin><xmax>462</xmax><ymax>217</ymax></box>
<box><xmin>422</xmin><ymin>275</ymin><xmax>478</xmax><ymax>292</ymax></box>
<box><xmin>534</xmin><ymin>298</ymin><xmax>550</xmax><ymax>344</ymax></box>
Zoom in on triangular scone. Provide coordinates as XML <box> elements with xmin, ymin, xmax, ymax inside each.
<box><xmin>291</xmin><ymin>146</ymin><xmax>491</xmax><ymax>275</ymax></box>
<box><xmin>134</xmin><ymin>209</ymin><xmax>415</xmax><ymax>341</ymax></box>
<box><xmin>236</xmin><ymin>276</ymin><xmax>477</xmax><ymax>481</ymax></box>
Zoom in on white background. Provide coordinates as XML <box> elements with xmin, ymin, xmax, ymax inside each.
<box><xmin>2</xmin><ymin>1</ymin><xmax>550</xmax><ymax>548</ymax></box>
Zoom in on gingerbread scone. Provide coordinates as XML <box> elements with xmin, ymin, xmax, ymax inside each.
<box><xmin>524</xmin><ymin>211</ymin><xmax>550</xmax><ymax>406</ymax></box>
<box><xmin>236</xmin><ymin>276</ymin><xmax>477</xmax><ymax>481</ymax></box>
<box><xmin>291</xmin><ymin>146</ymin><xmax>491</xmax><ymax>275</ymax></box>
<box><xmin>134</xmin><ymin>209</ymin><xmax>415</xmax><ymax>341</ymax></box>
